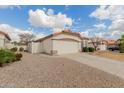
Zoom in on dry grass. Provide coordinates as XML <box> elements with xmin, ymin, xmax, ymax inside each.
<box><xmin>92</xmin><ymin>51</ymin><xmax>124</xmax><ymax>62</ymax></box>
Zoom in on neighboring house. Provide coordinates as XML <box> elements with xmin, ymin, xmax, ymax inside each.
<box><xmin>0</xmin><ymin>31</ymin><xmax>11</xmax><ymax>49</ymax></box>
<box><xmin>82</xmin><ymin>38</ymin><xmax>107</xmax><ymax>51</ymax></box>
<box><xmin>28</xmin><ymin>29</ymin><xmax>87</xmax><ymax>55</ymax></box>
<box><xmin>106</xmin><ymin>40</ymin><xmax>119</xmax><ymax>50</ymax></box>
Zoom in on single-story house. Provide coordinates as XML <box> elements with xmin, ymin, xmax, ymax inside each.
<box><xmin>0</xmin><ymin>31</ymin><xmax>11</xmax><ymax>49</ymax></box>
<box><xmin>82</xmin><ymin>38</ymin><xmax>107</xmax><ymax>51</ymax></box>
<box><xmin>28</xmin><ymin>29</ymin><xmax>88</xmax><ymax>55</ymax></box>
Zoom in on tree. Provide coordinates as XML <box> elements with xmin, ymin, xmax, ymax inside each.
<box><xmin>19</xmin><ymin>33</ymin><xmax>35</xmax><ymax>45</ymax></box>
<box><xmin>119</xmin><ymin>35</ymin><xmax>124</xmax><ymax>53</ymax></box>
<box><xmin>90</xmin><ymin>37</ymin><xmax>102</xmax><ymax>50</ymax></box>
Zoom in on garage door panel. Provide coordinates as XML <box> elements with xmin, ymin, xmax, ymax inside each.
<box><xmin>53</xmin><ymin>40</ymin><xmax>79</xmax><ymax>54</ymax></box>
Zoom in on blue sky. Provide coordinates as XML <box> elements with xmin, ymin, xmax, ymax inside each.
<box><xmin>0</xmin><ymin>5</ymin><xmax>123</xmax><ymax>41</ymax></box>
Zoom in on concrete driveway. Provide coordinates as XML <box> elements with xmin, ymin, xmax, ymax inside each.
<box><xmin>61</xmin><ymin>53</ymin><xmax>124</xmax><ymax>79</ymax></box>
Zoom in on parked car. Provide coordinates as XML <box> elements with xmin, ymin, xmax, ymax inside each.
<box><xmin>108</xmin><ymin>46</ymin><xmax>119</xmax><ymax>51</ymax></box>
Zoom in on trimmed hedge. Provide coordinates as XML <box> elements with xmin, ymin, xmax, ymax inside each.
<box><xmin>89</xmin><ymin>47</ymin><xmax>95</xmax><ymax>52</ymax></box>
<box><xmin>83</xmin><ymin>47</ymin><xmax>89</xmax><ymax>52</ymax></box>
<box><xmin>82</xmin><ymin>47</ymin><xmax>95</xmax><ymax>52</ymax></box>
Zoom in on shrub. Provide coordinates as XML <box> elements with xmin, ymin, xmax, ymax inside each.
<box><xmin>15</xmin><ymin>53</ymin><xmax>23</xmax><ymax>61</ymax></box>
<box><xmin>119</xmin><ymin>35</ymin><xmax>124</xmax><ymax>53</ymax></box>
<box><xmin>10</xmin><ymin>47</ymin><xmax>18</xmax><ymax>52</ymax></box>
<box><xmin>0</xmin><ymin>49</ymin><xmax>22</xmax><ymax>67</ymax></box>
<box><xmin>89</xmin><ymin>47</ymin><xmax>95</xmax><ymax>52</ymax></box>
<box><xmin>119</xmin><ymin>44</ymin><xmax>124</xmax><ymax>53</ymax></box>
<box><xmin>82</xmin><ymin>47</ymin><xmax>89</xmax><ymax>52</ymax></box>
<box><xmin>19</xmin><ymin>47</ymin><xmax>24</xmax><ymax>52</ymax></box>
<box><xmin>0</xmin><ymin>49</ymin><xmax>16</xmax><ymax>64</ymax></box>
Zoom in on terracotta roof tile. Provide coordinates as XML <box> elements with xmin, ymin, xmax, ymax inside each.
<box><xmin>35</xmin><ymin>29</ymin><xmax>88</xmax><ymax>42</ymax></box>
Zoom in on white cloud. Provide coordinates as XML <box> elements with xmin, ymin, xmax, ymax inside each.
<box><xmin>28</xmin><ymin>8</ymin><xmax>73</xmax><ymax>33</ymax></box>
<box><xmin>80</xmin><ymin>28</ymin><xmax>106</xmax><ymax>39</ymax></box>
<box><xmin>94</xmin><ymin>32</ymin><xmax>105</xmax><ymax>38</ymax></box>
<box><xmin>108</xmin><ymin>19</ymin><xmax>124</xmax><ymax>31</ymax></box>
<box><xmin>47</xmin><ymin>9</ymin><xmax>54</xmax><ymax>16</ymax></box>
<box><xmin>80</xmin><ymin>31</ymin><xmax>89</xmax><ymax>37</ymax></box>
<box><xmin>0</xmin><ymin>5</ymin><xmax>21</xmax><ymax>9</ymax></box>
<box><xmin>80</xmin><ymin>29</ymin><xmax>95</xmax><ymax>38</ymax></box>
<box><xmin>90</xmin><ymin>5</ymin><xmax>110</xmax><ymax>20</ymax></box>
<box><xmin>93</xmin><ymin>23</ymin><xmax>106</xmax><ymax>30</ymax></box>
<box><xmin>33</xmin><ymin>33</ymin><xmax>45</xmax><ymax>40</ymax></box>
<box><xmin>80</xmin><ymin>23</ymin><xmax>107</xmax><ymax>38</ymax></box>
<box><xmin>90</xmin><ymin>5</ymin><xmax>124</xmax><ymax>39</ymax></box>
<box><xmin>0</xmin><ymin>24</ymin><xmax>44</xmax><ymax>41</ymax></box>
<box><xmin>90</xmin><ymin>5</ymin><xmax>124</xmax><ymax>20</ymax></box>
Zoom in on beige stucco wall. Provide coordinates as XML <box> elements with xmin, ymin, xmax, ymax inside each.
<box><xmin>32</xmin><ymin>42</ymin><xmax>41</xmax><ymax>53</ymax></box>
<box><xmin>0</xmin><ymin>34</ymin><xmax>5</xmax><ymax>49</ymax></box>
<box><xmin>0</xmin><ymin>34</ymin><xmax>11</xmax><ymax>49</ymax></box>
<box><xmin>98</xmin><ymin>44</ymin><xmax>107</xmax><ymax>51</ymax></box>
<box><xmin>27</xmin><ymin>42</ymin><xmax>32</xmax><ymax>53</ymax></box>
<box><xmin>41</xmin><ymin>39</ymin><xmax>52</xmax><ymax>54</ymax></box>
<box><xmin>82</xmin><ymin>39</ymin><xmax>89</xmax><ymax>47</ymax></box>
<box><xmin>28</xmin><ymin>39</ymin><xmax>52</xmax><ymax>54</ymax></box>
<box><xmin>27</xmin><ymin>42</ymin><xmax>41</xmax><ymax>53</ymax></box>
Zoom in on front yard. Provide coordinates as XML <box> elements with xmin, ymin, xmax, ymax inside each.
<box><xmin>92</xmin><ymin>51</ymin><xmax>124</xmax><ymax>62</ymax></box>
<box><xmin>0</xmin><ymin>53</ymin><xmax>124</xmax><ymax>87</ymax></box>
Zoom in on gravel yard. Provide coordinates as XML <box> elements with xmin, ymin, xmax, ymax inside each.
<box><xmin>0</xmin><ymin>53</ymin><xmax>124</xmax><ymax>88</ymax></box>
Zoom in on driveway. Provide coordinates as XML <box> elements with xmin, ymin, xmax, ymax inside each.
<box><xmin>0</xmin><ymin>53</ymin><xmax>124</xmax><ymax>87</ymax></box>
<box><xmin>61</xmin><ymin>53</ymin><xmax>124</xmax><ymax>79</ymax></box>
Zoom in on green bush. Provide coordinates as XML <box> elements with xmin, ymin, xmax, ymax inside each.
<box><xmin>119</xmin><ymin>35</ymin><xmax>124</xmax><ymax>53</ymax></box>
<box><xmin>119</xmin><ymin>43</ymin><xmax>124</xmax><ymax>53</ymax></box>
<box><xmin>19</xmin><ymin>47</ymin><xmax>24</xmax><ymax>52</ymax></box>
<box><xmin>0</xmin><ymin>49</ymin><xmax>16</xmax><ymax>64</ymax></box>
<box><xmin>10</xmin><ymin>47</ymin><xmax>18</xmax><ymax>52</ymax></box>
<box><xmin>82</xmin><ymin>47</ymin><xmax>89</xmax><ymax>52</ymax></box>
<box><xmin>0</xmin><ymin>49</ymin><xmax>23</xmax><ymax>67</ymax></box>
<box><xmin>82</xmin><ymin>47</ymin><xmax>95</xmax><ymax>52</ymax></box>
<box><xmin>15</xmin><ymin>53</ymin><xmax>23</xmax><ymax>61</ymax></box>
<box><xmin>88</xmin><ymin>47</ymin><xmax>95</xmax><ymax>52</ymax></box>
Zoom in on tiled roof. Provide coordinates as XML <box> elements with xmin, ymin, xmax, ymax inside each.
<box><xmin>35</xmin><ymin>29</ymin><xmax>88</xmax><ymax>42</ymax></box>
<box><xmin>106</xmin><ymin>40</ymin><xmax>118</xmax><ymax>45</ymax></box>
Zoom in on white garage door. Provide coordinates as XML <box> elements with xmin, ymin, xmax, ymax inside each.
<box><xmin>53</xmin><ymin>40</ymin><xmax>79</xmax><ymax>55</ymax></box>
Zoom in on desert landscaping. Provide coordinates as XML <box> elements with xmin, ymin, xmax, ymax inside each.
<box><xmin>0</xmin><ymin>52</ymin><xmax>124</xmax><ymax>88</ymax></box>
<box><xmin>92</xmin><ymin>51</ymin><xmax>124</xmax><ymax>62</ymax></box>
<box><xmin>1</xmin><ymin>5</ymin><xmax>124</xmax><ymax>88</ymax></box>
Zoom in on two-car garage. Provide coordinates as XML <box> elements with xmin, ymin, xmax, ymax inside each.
<box><xmin>52</xmin><ymin>39</ymin><xmax>81</xmax><ymax>55</ymax></box>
